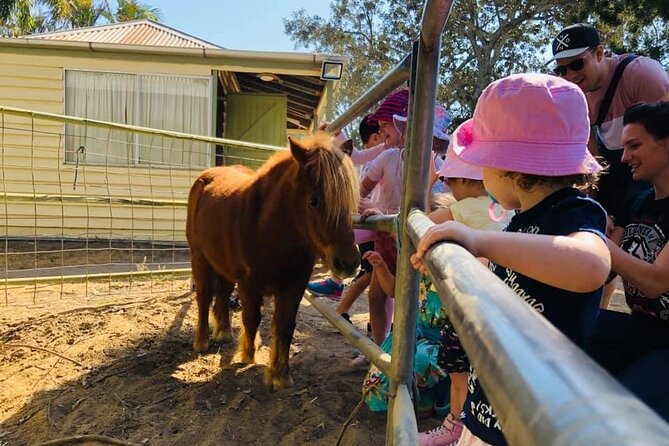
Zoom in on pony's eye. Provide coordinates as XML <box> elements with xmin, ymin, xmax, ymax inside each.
<box><xmin>309</xmin><ymin>195</ymin><xmax>320</xmax><ymax>208</ymax></box>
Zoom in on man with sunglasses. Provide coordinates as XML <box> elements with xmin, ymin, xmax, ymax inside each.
<box><xmin>550</xmin><ymin>24</ymin><xmax>669</xmax><ymax>232</ymax></box>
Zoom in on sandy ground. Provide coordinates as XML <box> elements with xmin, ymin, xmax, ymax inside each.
<box><xmin>0</xmin><ymin>265</ymin><xmax>390</xmax><ymax>446</ymax></box>
<box><xmin>0</xmin><ymin>263</ymin><xmax>629</xmax><ymax>446</ymax></box>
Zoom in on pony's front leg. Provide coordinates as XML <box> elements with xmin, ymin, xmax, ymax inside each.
<box><xmin>266</xmin><ymin>289</ymin><xmax>303</xmax><ymax>391</ymax></box>
<box><xmin>232</xmin><ymin>284</ymin><xmax>263</xmax><ymax>365</ymax></box>
<box><xmin>211</xmin><ymin>275</ymin><xmax>235</xmax><ymax>343</ymax></box>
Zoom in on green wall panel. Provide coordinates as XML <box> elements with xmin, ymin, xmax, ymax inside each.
<box><xmin>225</xmin><ymin>93</ymin><xmax>287</xmax><ymax>167</ymax></box>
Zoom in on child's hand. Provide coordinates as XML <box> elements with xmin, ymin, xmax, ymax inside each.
<box><xmin>410</xmin><ymin>253</ymin><xmax>429</xmax><ymax>275</ymax></box>
<box><xmin>362</xmin><ymin>250</ymin><xmax>385</xmax><ymax>268</ymax></box>
<box><xmin>412</xmin><ymin>221</ymin><xmax>481</xmax><ymax>266</ymax></box>
<box><xmin>358</xmin><ymin>197</ymin><xmax>373</xmax><ymax>211</ymax></box>
<box><xmin>360</xmin><ymin>208</ymin><xmax>382</xmax><ymax>221</ymax></box>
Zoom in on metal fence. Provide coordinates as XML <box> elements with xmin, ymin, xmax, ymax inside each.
<box><xmin>0</xmin><ymin>105</ymin><xmax>281</xmax><ymax>305</ymax></box>
<box><xmin>308</xmin><ymin>0</ymin><xmax>669</xmax><ymax>445</ymax></box>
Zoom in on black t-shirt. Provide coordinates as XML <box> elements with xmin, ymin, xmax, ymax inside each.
<box><xmin>618</xmin><ymin>191</ymin><xmax>669</xmax><ymax>323</ymax></box>
<box><xmin>462</xmin><ymin>188</ymin><xmax>607</xmax><ymax>445</ymax></box>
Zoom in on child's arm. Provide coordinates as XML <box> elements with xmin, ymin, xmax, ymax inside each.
<box><xmin>364</xmin><ymin>251</ymin><xmax>395</xmax><ymax>296</ymax></box>
<box><xmin>361</xmin><ymin>175</ymin><xmax>378</xmax><ymax>199</ymax></box>
<box><xmin>351</xmin><ymin>143</ymin><xmax>386</xmax><ymax>165</ymax></box>
<box><xmin>427</xmin><ymin>207</ymin><xmax>454</xmax><ymax>225</ymax></box>
<box><xmin>608</xmin><ymin>240</ymin><xmax>669</xmax><ymax>298</ymax></box>
<box><xmin>411</xmin><ymin>221</ymin><xmax>610</xmax><ymax>293</ymax></box>
<box><xmin>424</xmin><ymin>155</ymin><xmax>440</xmax><ymax>211</ymax></box>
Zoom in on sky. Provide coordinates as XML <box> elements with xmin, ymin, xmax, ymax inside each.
<box><xmin>128</xmin><ymin>0</ymin><xmax>332</xmax><ymax>52</ymax></box>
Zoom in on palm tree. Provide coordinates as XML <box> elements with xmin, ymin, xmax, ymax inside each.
<box><xmin>0</xmin><ymin>0</ymin><xmax>66</xmax><ymax>36</ymax></box>
<box><xmin>0</xmin><ymin>0</ymin><xmax>161</xmax><ymax>36</ymax></box>
<box><xmin>103</xmin><ymin>0</ymin><xmax>161</xmax><ymax>22</ymax></box>
<box><xmin>66</xmin><ymin>0</ymin><xmax>107</xmax><ymax>28</ymax></box>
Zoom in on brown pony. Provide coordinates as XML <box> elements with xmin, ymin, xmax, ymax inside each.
<box><xmin>186</xmin><ymin>134</ymin><xmax>360</xmax><ymax>390</ymax></box>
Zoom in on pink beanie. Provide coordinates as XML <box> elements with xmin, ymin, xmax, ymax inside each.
<box><xmin>368</xmin><ymin>89</ymin><xmax>409</xmax><ymax>123</ymax></box>
<box><xmin>451</xmin><ymin>73</ymin><xmax>602</xmax><ymax>176</ymax></box>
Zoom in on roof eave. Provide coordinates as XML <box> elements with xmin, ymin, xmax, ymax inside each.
<box><xmin>0</xmin><ymin>37</ymin><xmax>349</xmax><ymax>74</ymax></box>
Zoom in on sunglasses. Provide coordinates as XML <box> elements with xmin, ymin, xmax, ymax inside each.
<box><xmin>553</xmin><ymin>49</ymin><xmax>595</xmax><ymax>77</ymax></box>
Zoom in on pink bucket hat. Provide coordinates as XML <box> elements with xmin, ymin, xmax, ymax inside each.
<box><xmin>438</xmin><ymin>141</ymin><xmax>482</xmax><ymax>180</ymax></box>
<box><xmin>451</xmin><ymin>73</ymin><xmax>602</xmax><ymax>176</ymax></box>
<box><xmin>393</xmin><ymin>104</ymin><xmax>451</xmax><ymax>141</ymax></box>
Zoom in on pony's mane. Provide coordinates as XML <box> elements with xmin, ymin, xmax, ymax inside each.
<box><xmin>284</xmin><ymin>133</ymin><xmax>359</xmax><ymax>227</ymax></box>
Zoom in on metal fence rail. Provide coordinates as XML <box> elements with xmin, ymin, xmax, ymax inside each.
<box><xmin>0</xmin><ymin>105</ymin><xmax>287</xmax><ymax>153</ymax></box>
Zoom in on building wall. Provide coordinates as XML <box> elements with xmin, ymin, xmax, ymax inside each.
<box><xmin>0</xmin><ymin>47</ymin><xmax>215</xmax><ymax>242</ymax></box>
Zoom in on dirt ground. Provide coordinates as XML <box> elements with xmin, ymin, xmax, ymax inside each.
<box><xmin>0</xmin><ymin>264</ymin><xmax>393</xmax><ymax>446</ymax></box>
<box><xmin>0</xmin><ymin>261</ymin><xmax>629</xmax><ymax>446</ymax></box>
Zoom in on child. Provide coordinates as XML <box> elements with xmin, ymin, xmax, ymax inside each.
<box><xmin>351</xmin><ymin>89</ymin><xmax>410</xmax><ymax>369</ymax></box>
<box><xmin>393</xmin><ymin>105</ymin><xmax>451</xmax><ymax>196</ymax></box>
<box><xmin>587</xmin><ymin>101</ymin><xmax>669</xmax><ymax>423</ymax></box>
<box><xmin>417</xmin><ymin>146</ymin><xmax>511</xmax><ymax>446</ymax></box>
<box><xmin>361</xmin><ymin>147</ymin><xmax>511</xmax><ymax>440</ymax></box>
<box><xmin>411</xmin><ymin>73</ymin><xmax>611</xmax><ymax>446</ymax></box>
<box><xmin>353</xmin><ymin>96</ymin><xmax>450</xmax><ymax>370</ymax></box>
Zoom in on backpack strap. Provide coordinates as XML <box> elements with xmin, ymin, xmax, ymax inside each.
<box><xmin>595</xmin><ymin>55</ymin><xmax>638</xmax><ymax>127</ymax></box>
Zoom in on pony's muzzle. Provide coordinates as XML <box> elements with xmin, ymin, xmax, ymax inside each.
<box><xmin>332</xmin><ymin>253</ymin><xmax>360</xmax><ymax>278</ymax></box>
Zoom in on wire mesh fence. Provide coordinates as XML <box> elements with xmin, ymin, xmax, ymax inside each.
<box><xmin>0</xmin><ymin>106</ymin><xmax>282</xmax><ymax>306</ymax></box>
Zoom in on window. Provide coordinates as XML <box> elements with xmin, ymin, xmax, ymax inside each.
<box><xmin>64</xmin><ymin>70</ymin><xmax>211</xmax><ymax>167</ymax></box>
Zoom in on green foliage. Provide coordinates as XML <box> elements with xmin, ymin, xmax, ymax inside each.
<box><xmin>439</xmin><ymin>0</ymin><xmax>570</xmax><ymax>121</ymax></box>
<box><xmin>102</xmin><ymin>0</ymin><xmax>161</xmax><ymax>23</ymax></box>
<box><xmin>566</xmin><ymin>0</ymin><xmax>669</xmax><ymax>65</ymax></box>
<box><xmin>284</xmin><ymin>1</ymin><xmax>412</xmax><ymax>120</ymax></box>
<box><xmin>0</xmin><ymin>0</ymin><xmax>161</xmax><ymax>37</ymax></box>
<box><xmin>285</xmin><ymin>0</ymin><xmax>569</xmax><ymax>124</ymax></box>
<box><xmin>285</xmin><ymin>0</ymin><xmax>669</xmax><ymax>125</ymax></box>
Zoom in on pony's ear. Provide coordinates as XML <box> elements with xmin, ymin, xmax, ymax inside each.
<box><xmin>289</xmin><ymin>136</ymin><xmax>310</xmax><ymax>165</ymax></box>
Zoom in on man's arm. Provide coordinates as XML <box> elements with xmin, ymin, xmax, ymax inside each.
<box><xmin>609</xmin><ymin>240</ymin><xmax>669</xmax><ymax>298</ymax></box>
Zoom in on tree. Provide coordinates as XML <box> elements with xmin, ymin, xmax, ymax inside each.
<box><xmin>0</xmin><ymin>0</ymin><xmax>161</xmax><ymax>37</ymax></box>
<box><xmin>284</xmin><ymin>0</ymin><xmax>414</xmax><ymax>120</ymax></box>
<box><xmin>566</xmin><ymin>0</ymin><xmax>669</xmax><ymax>65</ymax></box>
<box><xmin>102</xmin><ymin>0</ymin><xmax>160</xmax><ymax>23</ymax></box>
<box><xmin>285</xmin><ymin>0</ymin><xmax>570</xmax><ymax>123</ymax></box>
<box><xmin>0</xmin><ymin>0</ymin><xmax>69</xmax><ymax>36</ymax></box>
<box><xmin>285</xmin><ymin>0</ymin><xmax>669</xmax><ymax>124</ymax></box>
<box><xmin>437</xmin><ymin>0</ymin><xmax>569</xmax><ymax>120</ymax></box>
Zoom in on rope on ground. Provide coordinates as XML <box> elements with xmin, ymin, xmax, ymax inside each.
<box><xmin>34</xmin><ymin>435</ymin><xmax>142</xmax><ymax>446</ymax></box>
<box><xmin>336</xmin><ymin>387</ymin><xmax>372</xmax><ymax>446</ymax></box>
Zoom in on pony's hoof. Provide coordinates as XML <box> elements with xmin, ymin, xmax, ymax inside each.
<box><xmin>211</xmin><ymin>328</ymin><xmax>233</xmax><ymax>344</ymax></box>
<box><xmin>232</xmin><ymin>350</ymin><xmax>254</xmax><ymax>364</ymax></box>
<box><xmin>265</xmin><ymin>370</ymin><xmax>293</xmax><ymax>391</ymax></box>
<box><xmin>193</xmin><ymin>337</ymin><xmax>209</xmax><ymax>353</ymax></box>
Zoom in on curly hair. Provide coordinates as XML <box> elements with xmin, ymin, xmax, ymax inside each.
<box><xmin>503</xmin><ymin>172</ymin><xmax>599</xmax><ymax>193</ymax></box>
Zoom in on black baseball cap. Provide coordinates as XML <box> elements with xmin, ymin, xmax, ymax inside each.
<box><xmin>550</xmin><ymin>23</ymin><xmax>600</xmax><ymax>61</ymax></box>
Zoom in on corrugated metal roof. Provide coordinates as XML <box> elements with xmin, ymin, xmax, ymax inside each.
<box><xmin>25</xmin><ymin>19</ymin><xmax>221</xmax><ymax>49</ymax></box>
